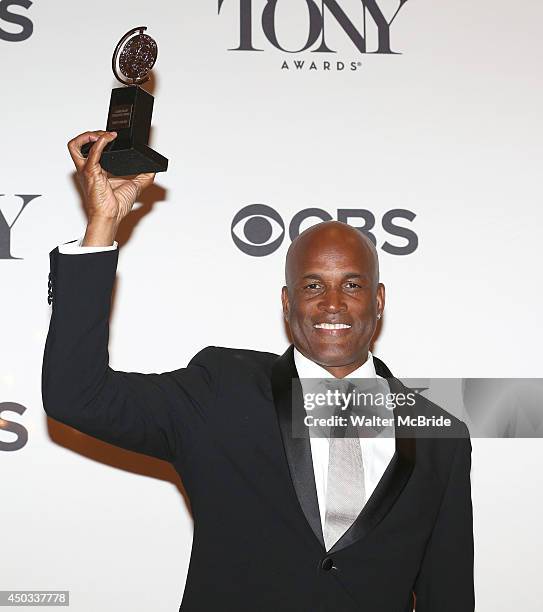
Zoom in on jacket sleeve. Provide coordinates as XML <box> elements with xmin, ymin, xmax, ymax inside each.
<box><xmin>41</xmin><ymin>246</ymin><xmax>218</xmax><ymax>463</ymax></box>
<box><xmin>413</xmin><ymin>423</ymin><xmax>475</xmax><ymax>611</ymax></box>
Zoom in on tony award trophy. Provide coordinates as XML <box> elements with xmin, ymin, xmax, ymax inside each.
<box><xmin>81</xmin><ymin>26</ymin><xmax>168</xmax><ymax>176</ymax></box>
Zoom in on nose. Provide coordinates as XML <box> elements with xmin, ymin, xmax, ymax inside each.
<box><xmin>318</xmin><ymin>288</ymin><xmax>347</xmax><ymax>314</ymax></box>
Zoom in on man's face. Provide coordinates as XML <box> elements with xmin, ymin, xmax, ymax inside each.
<box><xmin>282</xmin><ymin>227</ymin><xmax>384</xmax><ymax>377</ymax></box>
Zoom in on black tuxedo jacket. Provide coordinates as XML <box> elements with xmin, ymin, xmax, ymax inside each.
<box><xmin>42</xmin><ymin>246</ymin><xmax>474</xmax><ymax>612</ymax></box>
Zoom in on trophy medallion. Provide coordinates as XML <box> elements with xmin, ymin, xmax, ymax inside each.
<box><xmin>81</xmin><ymin>26</ymin><xmax>168</xmax><ymax>176</ymax></box>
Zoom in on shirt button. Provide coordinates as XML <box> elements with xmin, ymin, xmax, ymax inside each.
<box><xmin>321</xmin><ymin>557</ymin><xmax>334</xmax><ymax>571</ymax></box>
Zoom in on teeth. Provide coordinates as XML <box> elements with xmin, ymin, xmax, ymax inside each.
<box><xmin>314</xmin><ymin>323</ymin><xmax>351</xmax><ymax>329</ymax></box>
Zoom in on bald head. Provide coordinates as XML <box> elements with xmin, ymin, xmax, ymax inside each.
<box><xmin>281</xmin><ymin>220</ymin><xmax>385</xmax><ymax>377</ymax></box>
<box><xmin>285</xmin><ymin>221</ymin><xmax>379</xmax><ymax>289</ymax></box>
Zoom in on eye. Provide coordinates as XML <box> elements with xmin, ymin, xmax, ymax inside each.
<box><xmin>345</xmin><ymin>282</ymin><xmax>361</xmax><ymax>289</ymax></box>
<box><xmin>231</xmin><ymin>204</ymin><xmax>285</xmax><ymax>256</ymax></box>
<box><xmin>304</xmin><ymin>282</ymin><xmax>322</xmax><ymax>290</ymax></box>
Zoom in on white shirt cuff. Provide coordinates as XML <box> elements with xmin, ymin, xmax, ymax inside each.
<box><xmin>58</xmin><ymin>237</ymin><xmax>118</xmax><ymax>254</ymax></box>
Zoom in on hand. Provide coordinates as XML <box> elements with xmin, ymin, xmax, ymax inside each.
<box><xmin>67</xmin><ymin>130</ymin><xmax>155</xmax><ymax>225</ymax></box>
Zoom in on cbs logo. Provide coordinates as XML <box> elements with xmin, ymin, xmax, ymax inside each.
<box><xmin>231</xmin><ymin>204</ymin><xmax>418</xmax><ymax>257</ymax></box>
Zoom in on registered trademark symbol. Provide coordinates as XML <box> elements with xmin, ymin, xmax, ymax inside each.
<box><xmin>357</xmin><ymin>61</ymin><xmax>362</xmax><ymax>66</ymax></box>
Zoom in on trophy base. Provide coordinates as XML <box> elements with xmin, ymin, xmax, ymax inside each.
<box><xmin>81</xmin><ymin>140</ymin><xmax>168</xmax><ymax>176</ymax></box>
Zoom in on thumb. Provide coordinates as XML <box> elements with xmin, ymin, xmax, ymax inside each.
<box><xmin>132</xmin><ymin>172</ymin><xmax>156</xmax><ymax>197</ymax></box>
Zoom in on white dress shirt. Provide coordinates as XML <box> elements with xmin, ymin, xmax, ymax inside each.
<box><xmin>58</xmin><ymin>236</ymin><xmax>118</xmax><ymax>254</ymax></box>
<box><xmin>56</xmin><ymin>237</ymin><xmax>396</xmax><ymax>531</ymax></box>
<box><xmin>294</xmin><ymin>347</ymin><xmax>396</xmax><ymax>530</ymax></box>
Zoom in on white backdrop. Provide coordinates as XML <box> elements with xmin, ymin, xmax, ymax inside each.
<box><xmin>2</xmin><ymin>1</ymin><xmax>542</xmax><ymax>610</ymax></box>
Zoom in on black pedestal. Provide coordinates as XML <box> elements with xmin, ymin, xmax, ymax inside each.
<box><xmin>81</xmin><ymin>85</ymin><xmax>168</xmax><ymax>176</ymax></box>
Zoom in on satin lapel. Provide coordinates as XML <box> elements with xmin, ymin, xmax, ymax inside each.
<box><xmin>271</xmin><ymin>345</ymin><xmax>325</xmax><ymax>549</ymax></box>
<box><xmin>327</xmin><ymin>356</ymin><xmax>417</xmax><ymax>555</ymax></box>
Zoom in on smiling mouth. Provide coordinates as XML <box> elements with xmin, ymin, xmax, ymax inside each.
<box><xmin>313</xmin><ymin>323</ymin><xmax>352</xmax><ymax>330</ymax></box>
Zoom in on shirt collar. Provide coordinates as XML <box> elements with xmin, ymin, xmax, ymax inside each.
<box><xmin>293</xmin><ymin>346</ymin><xmax>377</xmax><ymax>380</ymax></box>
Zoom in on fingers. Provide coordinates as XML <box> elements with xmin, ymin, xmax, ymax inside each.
<box><xmin>107</xmin><ymin>177</ymin><xmax>126</xmax><ymax>190</ymax></box>
<box><xmin>67</xmin><ymin>131</ymin><xmax>107</xmax><ymax>172</ymax></box>
<box><xmin>67</xmin><ymin>132</ymin><xmax>156</xmax><ymax>201</ymax></box>
<box><xmin>86</xmin><ymin>131</ymin><xmax>117</xmax><ymax>170</ymax></box>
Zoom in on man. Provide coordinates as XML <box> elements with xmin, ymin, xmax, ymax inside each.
<box><xmin>42</xmin><ymin>131</ymin><xmax>474</xmax><ymax>611</ymax></box>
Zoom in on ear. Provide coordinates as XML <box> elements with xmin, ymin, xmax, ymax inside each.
<box><xmin>281</xmin><ymin>286</ymin><xmax>290</xmax><ymax>320</ymax></box>
<box><xmin>376</xmin><ymin>283</ymin><xmax>385</xmax><ymax>319</ymax></box>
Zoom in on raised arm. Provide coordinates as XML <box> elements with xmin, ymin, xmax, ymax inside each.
<box><xmin>42</xmin><ymin>131</ymin><xmax>218</xmax><ymax>463</ymax></box>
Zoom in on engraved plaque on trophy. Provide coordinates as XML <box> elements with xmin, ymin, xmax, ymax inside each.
<box><xmin>81</xmin><ymin>26</ymin><xmax>168</xmax><ymax>176</ymax></box>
